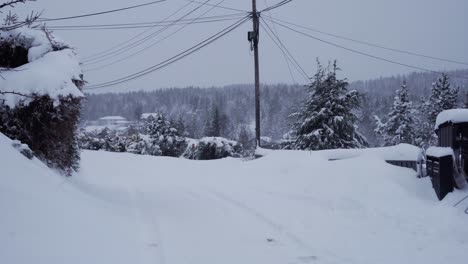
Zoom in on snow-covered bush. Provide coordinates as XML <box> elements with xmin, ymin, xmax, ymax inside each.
<box><xmin>182</xmin><ymin>137</ymin><xmax>243</xmax><ymax>160</ymax></box>
<box><xmin>144</xmin><ymin>113</ymin><xmax>187</xmax><ymax>157</ymax></box>
<box><xmin>0</xmin><ymin>11</ymin><xmax>84</xmax><ymax>175</ymax></box>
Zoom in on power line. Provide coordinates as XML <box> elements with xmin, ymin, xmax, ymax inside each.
<box><xmin>84</xmin><ymin>0</ymin><xmax>234</xmax><ymax>72</ymax></box>
<box><xmin>260</xmin><ymin>18</ymin><xmax>309</xmax><ymax>82</ymax></box>
<box><xmin>268</xmin><ymin>18</ymin><xmax>468</xmax><ymax>81</ymax></box>
<box><xmin>49</xmin><ymin>17</ymin><xmax>242</xmax><ymax>31</ymax></box>
<box><xmin>46</xmin><ymin>13</ymin><xmax>246</xmax><ymax>30</ymax></box>
<box><xmin>178</xmin><ymin>0</ymin><xmax>248</xmax><ymax>12</ymax></box>
<box><xmin>82</xmin><ymin>0</ymin><xmax>214</xmax><ymax>64</ymax></box>
<box><xmin>262</xmin><ymin>0</ymin><xmax>296</xmax><ymax>83</ymax></box>
<box><xmin>81</xmin><ymin>0</ymin><xmax>196</xmax><ymax>62</ymax></box>
<box><xmin>265</xmin><ymin>16</ymin><xmax>468</xmax><ymax>67</ymax></box>
<box><xmin>38</xmin><ymin>0</ymin><xmax>167</xmax><ymax>22</ymax></box>
<box><xmin>261</xmin><ymin>0</ymin><xmax>292</xmax><ymax>12</ymax></box>
<box><xmin>86</xmin><ymin>15</ymin><xmax>251</xmax><ymax>89</ymax></box>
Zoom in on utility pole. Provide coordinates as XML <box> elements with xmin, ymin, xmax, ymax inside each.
<box><xmin>249</xmin><ymin>0</ymin><xmax>261</xmax><ymax>147</ymax></box>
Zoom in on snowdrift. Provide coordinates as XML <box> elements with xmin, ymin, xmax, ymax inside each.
<box><xmin>0</xmin><ymin>133</ymin><xmax>141</xmax><ymax>264</ymax></box>
<box><xmin>1</xmin><ymin>133</ymin><xmax>468</xmax><ymax>263</ymax></box>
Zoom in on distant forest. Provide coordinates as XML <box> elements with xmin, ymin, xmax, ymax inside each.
<box><xmin>82</xmin><ymin>69</ymin><xmax>468</xmax><ymax>146</ymax></box>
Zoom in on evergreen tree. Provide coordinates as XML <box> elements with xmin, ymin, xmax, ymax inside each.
<box><xmin>375</xmin><ymin>81</ymin><xmax>416</xmax><ymax>146</ymax></box>
<box><xmin>426</xmin><ymin>74</ymin><xmax>459</xmax><ymax>126</ymax></box>
<box><xmin>288</xmin><ymin>61</ymin><xmax>367</xmax><ymax>150</ymax></box>
<box><xmin>417</xmin><ymin>74</ymin><xmax>459</xmax><ymax>146</ymax></box>
<box><xmin>205</xmin><ymin>105</ymin><xmax>221</xmax><ymax>137</ymax></box>
<box><xmin>238</xmin><ymin>125</ymin><xmax>253</xmax><ymax>150</ymax></box>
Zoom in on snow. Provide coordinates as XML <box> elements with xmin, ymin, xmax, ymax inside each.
<box><xmin>0</xmin><ymin>28</ymin><xmax>83</xmax><ymax>108</ymax></box>
<box><xmin>257</xmin><ymin>143</ymin><xmax>423</xmax><ymax>161</ymax></box>
<box><xmin>141</xmin><ymin>113</ymin><xmax>159</xmax><ymax>119</ymax></box>
<box><xmin>435</xmin><ymin>109</ymin><xmax>468</xmax><ymax>129</ymax></box>
<box><xmin>98</xmin><ymin>116</ymin><xmax>127</xmax><ymax>120</ymax></box>
<box><xmin>426</xmin><ymin>147</ymin><xmax>455</xmax><ymax>158</ymax></box>
<box><xmin>1</xmin><ymin>133</ymin><xmax>468</xmax><ymax>264</ymax></box>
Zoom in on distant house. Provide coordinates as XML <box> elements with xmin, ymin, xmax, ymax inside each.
<box><xmin>97</xmin><ymin>116</ymin><xmax>129</xmax><ymax>126</ymax></box>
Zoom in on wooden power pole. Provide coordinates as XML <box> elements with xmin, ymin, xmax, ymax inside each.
<box><xmin>249</xmin><ymin>0</ymin><xmax>261</xmax><ymax>147</ymax></box>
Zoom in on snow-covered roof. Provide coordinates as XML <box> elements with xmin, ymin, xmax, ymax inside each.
<box><xmin>426</xmin><ymin>147</ymin><xmax>454</xmax><ymax>158</ymax></box>
<box><xmin>0</xmin><ymin>28</ymin><xmax>83</xmax><ymax>108</ymax></box>
<box><xmin>98</xmin><ymin>116</ymin><xmax>126</xmax><ymax>120</ymax></box>
<box><xmin>141</xmin><ymin>113</ymin><xmax>159</xmax><ymax>119</ymax></box>
<box><xmin>435</xmin><ymin>109</ymin><xmax>468</xmax><ymax>129</ymax></box>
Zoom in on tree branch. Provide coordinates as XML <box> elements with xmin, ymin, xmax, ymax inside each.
<box><xmin>0</xmin><ymin>0</ymin><xmax>34</xmax><ymax>10</ymax></box>
<box><xmin>0</xmin><ymin>90</ymin><xmax>35</xmax><ymax>98</ymax></box>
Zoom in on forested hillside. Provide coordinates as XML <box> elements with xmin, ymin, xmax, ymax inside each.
<box><xmin>82</xmin><ymin>69</ymin><xmax>468</xmax><ymax>146</ymax></box>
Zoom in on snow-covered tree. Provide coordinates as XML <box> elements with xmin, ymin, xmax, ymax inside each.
<box><xmin>204</xmin><ymin>105</ymin><xmax>221</xmax><ymax>137</ymax></box>
<box><xmin>416</xmin><ymin>74</ymin><xmax>459</xmax><ymax>147</ymax></box>
<box><xmin>144</xmin><ymin>113</ymin><xmax>186</xmax><ymax>157</ymax></box>
<box><xmin>288</xmin><ymin>61</ymin><xmax>367</xmax><ymax>150</ymax></box>
<box><xmin>426</xmin><ymin>74</ymin><xmax>459</xmax><ymax>126</ymax></box>
<box><xmin>375</xmin><ymin>81</ymin><xmax>416</xmax><ymax>146</ymax></box>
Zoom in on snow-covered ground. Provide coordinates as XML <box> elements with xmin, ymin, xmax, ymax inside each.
<box><xmin>1</xmin><ymin>133</ymin><xmax>468</xmax><ymax>264</ymax></box>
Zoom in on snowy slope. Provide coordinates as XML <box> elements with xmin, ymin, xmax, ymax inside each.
<box><xmin>0</xmin><ymin>134</ymin><xmax>147</xmax><ymax>264</ymax></box>
<box><xmin>1</xmin><ymin>134</ymin><xmax>468</xmax><ymax>263</ymax></box>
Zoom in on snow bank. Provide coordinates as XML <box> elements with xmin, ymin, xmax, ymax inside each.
<box><xmin>426</xmin><ymin>147</ymin><xmax>455</xmax><ymax>158</ymax></box>
<box><xmin>2</xmin><ymin>131</ymin><xmax>468</xmax><ymax>263</ymax></box>
<box><xmin>256</xmin><ymin>144</ymin><xmax>423</xmax><ymax>162</ymax></box>
<box><xmin>0</xmin><ymin>133</ymin><xmax>141</xmax><ymax>264</ymax></box>
<box><xmin>435</xmin><ymin>109</ymin><xmax>468</xmax><ymax>129</ymax></box>
<box><xmin>0</xmin><ymin>28</ymin><xmax>83</xmax><ymax>108</ymax></box>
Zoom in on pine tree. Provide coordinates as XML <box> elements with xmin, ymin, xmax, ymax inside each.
<box><xmin>375</xmin><ymin>81</ymin><xmax>416</xmax><ymax>146</ymax></box>
<box><xmin>426</xmin><ymin>74</ymin><xmax>459</xmax><ymax>126</ymax></box>
<box><xmin>238</xmin><ymin>125</ymin><xmax>253</xmax><ymax>150</ymax></box>
<box><xmin>288</xmin><ymin>61</ymin><xmax>367</xmax><ymax>150</ymax></box>
<box><xmin>418</xmin><ymin>74</ymin><xmax>459</xmax><ymax>146</ymax></box>
<box><xmin>205</xmin><ymin>105</ymin><xmax>221</xmax><ymax>137</ymax></box>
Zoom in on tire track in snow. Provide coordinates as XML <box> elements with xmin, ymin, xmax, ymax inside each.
<box><xmin>129</xmin><ymin>189</ymin><xmax>167</xmax><ymax>264</ymax></box>
<box><xmin>206</xmin><ymin>188</ymin><xmax>356</xmax><ymax>264</ymax></box>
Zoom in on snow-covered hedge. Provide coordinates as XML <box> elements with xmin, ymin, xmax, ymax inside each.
<box><xmin>0</xmin><ymin>27</ymin><xmax>84</xmax><ymax>174</ymax></box>
<box><xmin>182</xmin><ymin>137</ymin><xmax>243</xmax><ymax>160</ymax></box>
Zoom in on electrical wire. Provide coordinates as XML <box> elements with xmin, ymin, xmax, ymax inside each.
<box><xmin>81</xmin><ymin>0</ymin><xmax>196</xmax><ymax>61</ymax></box>
<box><xmin>38</xmin><ymin>0</ymin><xmax>167</xmax><ymax>22</ymax></box>
<box><xmin>265</xmin><ymin>16</ymin><xmax>468</xmax><ymax>67</ymax></box>
<box><xmin>262</xmin><ymin>0</ymin><xmax>296</xmax><ymax>83</ymax></box>
<box><xmin>85</xmin><ymin>15</ymin><xmax>250</xmax><ymax>89</ymax></box>
<box><xmin>48</xmin><ymin>17</ymin><xmax>242</xmax><ymax>31</ymax></box>
<box><xmin>268</xmin><ymin>18</ymin><xmax>468</xmax><ymax>81</ymax></box>
<box><xmin>178</xmin><ymin>0</ymin><xmax>247</xmax><ymax>13</ymax></box>
<box><xmin>46</xmin><ymin>13</ymin><xmax>246</xmax><ymax>30</ymax></box>
<box><xmin>260</xmin><ymin>18</ymin><xmax>309</xmax><ymax>82</ymax></box>
<box><xmin>261</xmin><ymin>0</ymin><xmax>292</xmax><ymax>13</ymax></box>
<box><xmin>84</xmin><ymin>0</ymin><xmax>235</xmax><ymax>72</ymax></box>
<box><xmin>82</xmin><ymin>0</ymin><xmax>214</xmax><ymax>64</ymax></box>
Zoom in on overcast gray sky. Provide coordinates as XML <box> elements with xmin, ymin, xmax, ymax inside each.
<box><xmin>23</xmin><ymin>0</ymin><xmax>468</xmax><ymax>92</ymax></box>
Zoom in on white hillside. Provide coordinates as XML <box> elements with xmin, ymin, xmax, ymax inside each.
<box><xmin>1</xmin><ymin>132</ymin><xmax>468</xmax><ymax>264</ymax></box>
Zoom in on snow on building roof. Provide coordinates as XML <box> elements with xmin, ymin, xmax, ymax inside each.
<box><xmin>425</xmin><ymin>147</ymin><xmax>454</xmax><ymax>158</ymax></box>
<box><xmin>435</xmin><ymin>109</ymin><xmax>468</xmax><ymax>129</ymax></box>
<box><xmin>141</xmin><ymin>113</ymin><xmax>160</xmax><ymax>119</ymax></box>
<box><xmin>98</xmin><ymin>116</ymin><xmax>127</xmax><ymax>120</ymax></box>
<box><xmin>0</xmin><ymin>28</ymin><xmax>83</xmax><ymax>108</ymax></box>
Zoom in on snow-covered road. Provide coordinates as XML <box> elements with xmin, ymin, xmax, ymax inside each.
<box><xmin>75</xmin><ymin>150</ymin><xmax>468</xmax><ymax>264</ymax></box>
<box><xmin>2</xmin><ymin>134</ymin><xmax>468</xmax><ymax>264</ymax></box>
